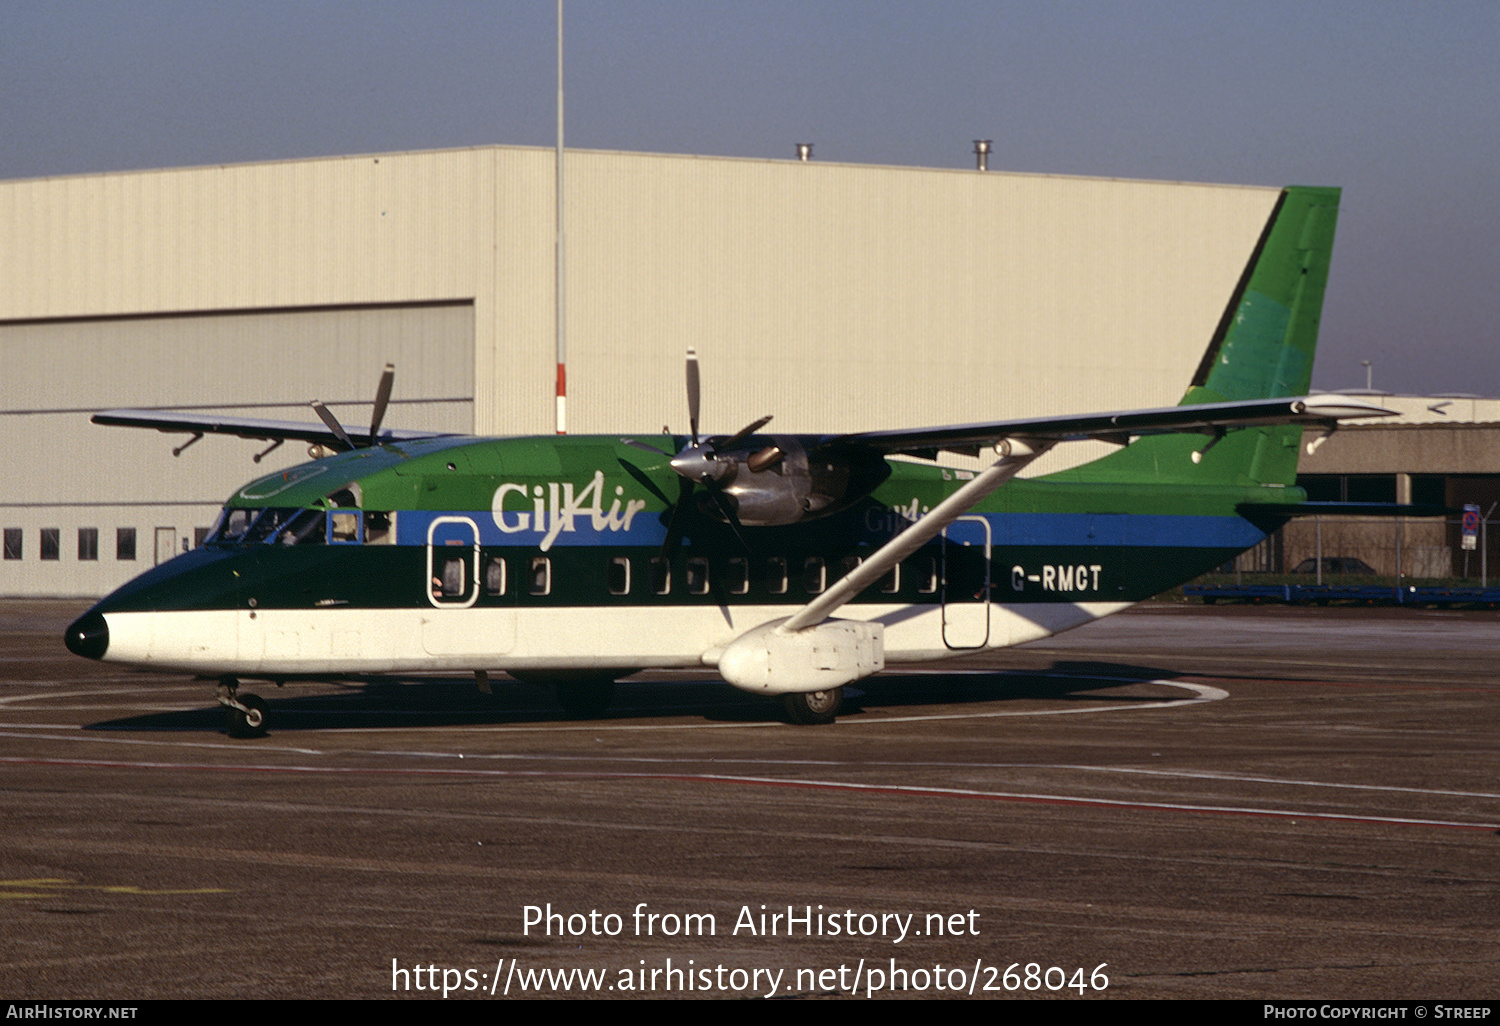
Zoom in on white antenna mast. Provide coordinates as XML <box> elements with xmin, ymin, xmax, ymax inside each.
<box><xmin>555</xmin><ymin>0</ymin><xmax>567</xmax><ymax>434</ymax></box>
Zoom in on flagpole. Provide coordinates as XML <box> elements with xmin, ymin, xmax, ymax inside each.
<box><xmin>555</xmin><ymin>0</ymin><xmax>567</xmax><ymax>434</ymax></box>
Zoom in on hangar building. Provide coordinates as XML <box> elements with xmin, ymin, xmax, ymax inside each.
<box><xmin>2</xmin><ymin>145</ymin><xmax>1299</xmax><ymax>597</ymax></box>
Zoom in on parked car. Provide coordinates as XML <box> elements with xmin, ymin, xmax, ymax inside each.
<box><xmin>1291</xmin><ymin>557</ymin><xmax>1377</xmax><ymax>575</ymax></box>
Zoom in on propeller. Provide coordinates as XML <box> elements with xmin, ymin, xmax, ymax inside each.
<box><xmin>310</xmin><ymin>363</ymin><xmax>396</xmax><ymax>452</ymax></box>
<box><xmin>624</xmin><ymin>348</ymin><xmax>771</xmax><ymax>555</ymax></box>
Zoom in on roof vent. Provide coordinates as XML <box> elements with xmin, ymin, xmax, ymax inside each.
<box><xmin>795</xmin><ymin>143</ymin><xmax>813</xmax><ymax>161</ymax></box>
<box><xmin>974</xmin><ymin>140</ymin><xmax>992</xmax><ymax>171</ymax></box>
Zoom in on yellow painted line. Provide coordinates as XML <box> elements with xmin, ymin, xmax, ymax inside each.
<box><xmin>0</xmin><ymin>877</ymin><xmax>227</xmax><ymax>896</ymax></box>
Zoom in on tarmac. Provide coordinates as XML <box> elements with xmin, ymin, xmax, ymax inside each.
<box><xmin>1</xmin><ymin>598</ymin><xmax>1496</xmax><ymax>1000</ymax></box>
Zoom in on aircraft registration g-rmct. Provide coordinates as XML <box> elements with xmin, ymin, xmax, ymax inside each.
<box><xmin>66</xmin><ymin>186</ymin><xmax>1391</xmax><ymax>735</ymax></box>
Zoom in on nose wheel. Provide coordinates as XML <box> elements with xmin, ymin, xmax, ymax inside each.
<box><xmin>218</xmin><ymin>679</ymin><xmax>269</xmax><ymax>738</ymax></box>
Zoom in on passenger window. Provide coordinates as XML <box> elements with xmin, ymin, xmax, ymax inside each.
<box><xmin>608</xmin><ymin>557</ymin><xmax>631</xmax><ymax>595</ymax></box>
<box><xmin>803</xmin><ymin>557</ymin><xmax>826</xmax><ymax>594</ymax></box>
<box><xmin>484</xmin><ymin>557</ymin><xmax>507</xmax><ymax>596</ymax></box>
<box><xmin>726</xmin><ymin>557</ymin><xmax>749</xmax><ymax>594</ymax></box>
<box><xmin>440</xmin><ymin>557</ymin><xmax>465</xmax><ymax>597</ymax></box>
<box><xmin>529</xmin><ymin>556</ymin><xmax>551</xmax><ymax>596</ymax></box>
<box><xmin>650</xmin><ymin>557</ymin><xmax>671</xmax><ymax>595</ymax></box>
<box><xmin>766</xmin><ymin>557</ymin><xmax>788</xmax><ymax>594</ymax></box>
<box><xmin>915</xmin><ymin>555</ymin><xmax>938</xmax><ymax>594</ymax></box>
<box><xmin>687</xmin><ymin>557</ymin><xmax>709</xmax><ymax>595</ymax></box>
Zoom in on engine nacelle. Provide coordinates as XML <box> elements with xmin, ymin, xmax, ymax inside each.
<box><xmin>703</xmin><ymin>436</ymin><xmax>890</xmax><ymax>527</ymax></box>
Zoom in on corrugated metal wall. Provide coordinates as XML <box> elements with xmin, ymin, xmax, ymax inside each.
<box><xmin>562</xmin><ymin>152</ymin><xmax>1278</xmax><ymax>457</ymax></box>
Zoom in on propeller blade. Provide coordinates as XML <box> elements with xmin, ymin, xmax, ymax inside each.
<box><xmin>685</xmin><ymin>347</ymin><xmax>701</xmax><ymax>445</ymax></box>
<box><xmin>615</xmin><ymin>457</ymin><xmax>676</xmax><ymax>507</ymax></box>
<box><xmin>311</xmin><ymin>401</ymin><xmax>356</xmax><ymax>451</ymax></box>
<box><xmin>368</xmin><ymin>363</ymin><xmax>394</xmax><ymax>443</ymax></box>
<box><xmin>660</xmin><ymin>477</ymin><xmax>695</xmax><ymax>563</ymax></box>
<box><xmin>710</xmin><ymin>415</ymin><xmax>773</xmax><ymax>454</ymax></box>
<box><xmin>702</xmin><ymin>484</ymin><xmax>752</xmax><ymax>554</ymax></box>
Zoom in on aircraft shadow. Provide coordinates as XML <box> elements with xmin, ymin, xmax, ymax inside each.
<box><xmin>83</xmin><ymin>659</ymin><xmax>1185</xmax><ymax>735</ymax></box>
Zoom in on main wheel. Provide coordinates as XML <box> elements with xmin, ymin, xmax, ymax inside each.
<box><xmin>782</xmin><ymin>687</ymin><xmax>842</xmax><ymax>725</ymax></box>
<box><xmin>228</xmin><ymin>693</ymin><xmax>268</xmax><ymax>738</ymax></box>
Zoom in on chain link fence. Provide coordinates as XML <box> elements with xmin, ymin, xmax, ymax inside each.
<box><xmin>1191</xmin><ymin>510</ymin><xmax>1500</xmax><ymax>601</ymax></box>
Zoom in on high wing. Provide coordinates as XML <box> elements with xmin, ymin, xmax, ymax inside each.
<box><xmin>92</xmin><ymin>409</ymin><xmax>453</xmax><ymax>449</ymax></box>
<box><xmin>91</xmin><ymin>363</ymin><xmax>457</xmax><ymax>457</ymax></box>
<box><xmin>777</xmin><ymin>393</ymin><xmax>1394</xmax><ymax>634</ymax></box>
<box><xmin>837</xmin><ymin>393</ymin><xmax>1394</xmax><ymax>459</ymax></box>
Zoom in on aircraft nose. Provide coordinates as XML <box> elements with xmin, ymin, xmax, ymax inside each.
<box><xmin>64</xmin><ymin>612</ymin><xmax>109</xmax><ymax>660</ymax></box>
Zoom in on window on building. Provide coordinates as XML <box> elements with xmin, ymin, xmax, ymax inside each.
<box><xmin>3</xmin><ymin>529</ymin><xmax>21</xmax><ymax>560</ymax></box>
<box><xmin>116</xmin><ymin>527</ymin><xmax>137</xmax><ymax>561</ymax></box>
<box><xmin>78</xmin><ymin>528</ymin><xmax>98</xmax><ymax>561</ymax></box>
<box><xmin>40</xmin><ymin>529</ymin><xmax>60</xmax><ymax>561</ymax></box>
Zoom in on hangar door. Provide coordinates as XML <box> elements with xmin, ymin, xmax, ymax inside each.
<box><xmin>0</xmin><ymin>303</ymin><xmax>474</xmax><ymax>597</ymax></box>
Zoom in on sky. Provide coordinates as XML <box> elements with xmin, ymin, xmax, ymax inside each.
<box><xmin>3</xmin><ymin>1</ymin><xmax>1496</xmax><ymax>395</ymax></box>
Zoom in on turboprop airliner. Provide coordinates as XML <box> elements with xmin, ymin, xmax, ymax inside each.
<box><xmin>65</xmin><ymin>186</ymin><xmax>1390</xmax><ymax>735</ymax></box>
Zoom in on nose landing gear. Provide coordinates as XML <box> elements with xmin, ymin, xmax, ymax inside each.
<box><xmin>217</xmin><ymin>678</ymin><xmax>269</xmax><ymax>738</ymax></box>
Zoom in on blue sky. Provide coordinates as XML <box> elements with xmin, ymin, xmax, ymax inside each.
<box><xmin>4</xmin><ymin>1</ymin><xmax>1496</xmax><ymax>395</ymax></box>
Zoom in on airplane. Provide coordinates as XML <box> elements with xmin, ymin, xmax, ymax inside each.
<box><xmin>64</xmin><ymin>185</ymin><xmax>1392</xmax><ymax>736</ymax></box>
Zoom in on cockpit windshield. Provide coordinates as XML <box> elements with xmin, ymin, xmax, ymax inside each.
<box><xmin>206</xmin><ymin>507</ymin><xmax>327</xmax><ymax>546</ymax></box>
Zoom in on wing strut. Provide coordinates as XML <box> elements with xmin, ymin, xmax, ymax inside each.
<box><xmin>777</xmin><ymin>437</ymin><xmax>1055</xmax><ymax>635</ymax></box>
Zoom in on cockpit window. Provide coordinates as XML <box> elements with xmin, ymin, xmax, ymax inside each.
<box><xmin>208</xmin><ymin>507</ymin><xmax>259</xmax><ymax>544</ymax></box>
<box><xmin>242</xmin><ymin>509</ymin><xmax>299</xmax><ymax>544</ymax></box>
<box><xmin>206</xmin><ymin>507</ymin><xmax>329</xmax><ymax>546</ymax></box>
<box><xmin>278</xmin><ymin>508</ymin><xmax>326</xmax><ymax>545</ymax></box>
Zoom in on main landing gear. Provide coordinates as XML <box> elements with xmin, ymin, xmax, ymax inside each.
<box><xmin>218</xmin><ymin>678</ymin><xmax>268</xmax><ymax>738</ymax></box>
<box><xmin>782</xmin><ymin>686</ymin><xmax>842</xmax><ymax>726</ymax></box>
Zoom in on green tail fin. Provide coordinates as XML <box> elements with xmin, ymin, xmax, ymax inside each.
<box><xmin>1049</xmin><ymin>185</ymin><xmax>1340</xmax><ymax>487</ymax></box>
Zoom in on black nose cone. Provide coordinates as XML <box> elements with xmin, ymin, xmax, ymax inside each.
<box><xmin>65</xmin><ymin>612</ymin><xmax>109</xmax><ymax>660</ymax></box>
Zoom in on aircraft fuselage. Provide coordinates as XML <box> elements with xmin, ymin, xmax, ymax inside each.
<box><xmin>65</xmin><ymin>434</ymin><xmax>1281</xmax><ymax>681</ymax></box>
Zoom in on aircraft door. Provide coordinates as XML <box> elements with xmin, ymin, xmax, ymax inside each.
<box><xmin>942</xmin><ymin>515</ymin><xmax>990</xmax><ymax>649</ymax></box>
<box><xmin>426</xmin><ymin>517</ymin><xmax>480</xmax><ymax>609</ymax></box>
